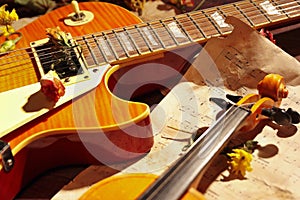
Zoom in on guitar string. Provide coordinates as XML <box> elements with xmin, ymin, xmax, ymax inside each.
<box><xmin>0</xmin><ymin>17</ymin><xmax>297</xmax><ymax>71</ymax></box>
<box><xmin>0</xmin><ymin>2</ymin><xmax>299</xmax><ymax>91</ymax></box>
<box><xmin>0</xmin><ymin>1</ymin><xmax>294</xmax><ymax>71</ymax></box>
<box><xmin>76</xmin><ymin>0</ymin><xmax>300</xmax><ymax>42</ymax></box>
<box><xmin>0</xmin><ymin>1</ymin><xmax>298</xmax><ymax>63</ymax></box>
<box><xmin>0</xmin><ymin>2</ymin><xmax>298</xmax><ymax>74</ymax></box>
<box><xmin>174</xmin><ymin>1</ymin><xmax>300</xmax><ymax>35</ymax></box>
<box><xmin>0</xmin><ymin>1</ymin><xmax>299</xmax><ymax>75</ymax></box>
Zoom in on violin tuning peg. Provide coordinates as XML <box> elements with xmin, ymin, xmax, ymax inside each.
<box><xmin>226</xmin><ymin>94</ymin><xmax>243</xmax><ymax>103</ymax></box>
<box><xmin>262</xmin><ymin>107</ymin><xmax>292</xmax><ymax>126</ymax></box>
<box><xmin>286</xmin><ymin>108</ymin><xmax>300</xmax><ymax>124</ymax></box>
<box><xmin>209</xmin><ymin>97</ymin><xmax>232</xmax><ymax>110</ymax></box>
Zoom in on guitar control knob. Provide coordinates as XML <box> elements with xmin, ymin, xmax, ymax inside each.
<box><xmin>64</xmin><ymin>0</ymin><xmax>94</xmax><ymax>26</ymax></box>
<box><xmin>70</xmin><ymin>0</ymin><xmax>85</xmax><ymax>21</ymax></box>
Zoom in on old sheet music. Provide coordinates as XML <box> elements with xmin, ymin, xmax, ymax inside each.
<box><xmin>182</xmin><ymin>16</ymin><xmax>300</xmax><ymax>200</ymax></box>
<box><xmin>53</xmin><ymin>17</ymin><xmax>300</xmax><ymax>199</ymax></box>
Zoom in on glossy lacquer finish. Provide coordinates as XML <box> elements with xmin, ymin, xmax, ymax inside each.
<box><xmin>0</xmin><ymin>3</ymin><xmax>153</xmax><ymax>200</ymax></box>
<box><xmin>1</xmin><ymin>0</ymin><xmax>300</xmax><ymax>199</ymax></box>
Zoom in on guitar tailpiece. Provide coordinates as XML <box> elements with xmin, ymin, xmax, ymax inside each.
<box><xmin>0</xmin><ymin>140</ymin><xmax>14</xmax><ymax>172</ymax></box>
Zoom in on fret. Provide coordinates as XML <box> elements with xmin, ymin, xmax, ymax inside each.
<box><xmin>112</xmin><ymin>30</ymin><xmax>130</xmax><ymax>58</ymax></box>
<box><xmin>186</xmin><ymin>13</ymin><xmax>207</xmax><ymax>41</ymax></box>
<box><xmin>95</xmin><ymin>33</ymin><xmax>118</xmax><ymax>62</ymax></box>
<box><xmin>149</xmin><ymin>21</ymin><xmax>176</xmax><ymax>48</ymax></box>
<box><xmin>175</xmin><ymin>14</ymin><xmax>205</xmax><ymax>42</ymax></box>
<box><xmin>3</xmin><ymin>0</ymin><xmax>300</xmax><ymax>100</ymax></box>
<box><xmin>201</xmin><ymin>10</ymin><xmax>223</xmax><ymax>36</ymax></box>
<box><xmin>101</xmin><ymin>32</ymin><xmax>119</xmax><ymax>61</ymax></box>
<box><xmin>114</xmin><ymin>28</ymin><xmax>140</xmax><ymax>57</ymax></box>
<box><xmin>71</xmin><ymin>0</ymin><xmax>300</xmax><ymax>68</ymax></box>
<box><xmin>144</xmin><ymin>23</ymin><xmax>166</xmax><ymax>49</ymax></box>
<box><xmin>134</xmin><ymin>25</ymin><xmax>154</xmax><ymax>52</ymax></box>
<box><xmin>255</xmin><ymin>0</ymin><xmax>288</xmax><ymax>22</ymax></box>
<box><xmin>92</xmin><ymin>34</ymin><xmax>109</xmax><ymax>64</ymax></box>
<box><xmin>139</xmin><ymin>23</ymin><xmax>164</xmax><ymax>51</ymax></box>
<box><xmin>123</xmin><ymin>27</ymin><xmax>141</xmax><ymax>55</ymax></box>
<box><xmin>106</xmin><ymin>30</ymin><xmax>131</xmax><ymax>60</ymax></box>
<box><xmin>82</xmin><ymin>36</ymin><xmax>98</xmax><ymax>66</ymax></box>
<box><xmin>273</xmin><ymin>0</ymin><xmax>300</xmax><ymax>17</ymax></box>
<box><xmin>189</xmin><ymin>12</ymin><xmax>220</xmax><ymax>38</ymax></box>
<box><xmin>160</xmin><ymin>19</ymin><xmax>180</xmax><ymax>45</ymax></box>
<box><xmin>76</xmin><ymin>36</ymin><xmax>99</xmax><ymax>66</ymax></box>
<box><xmin>235</xmin><ymin>1</ymin><xmax>270</xmax><ymax>27</ymax></box>
<box><xmin>234</xmin><ymin>3</ymin><xmax>255</xmax><ymax>26</ymax></box>
<box><xmin>165</xmin><ymin>17</ymin><xmax>192</xmax><ymax>44</ymax></box>
<box><xmin>204</xmin><ymin>8</ymin><xmax>233</xmax><ymax>34</ymax></box>
<box><xmin>219</xmin><ymin>4</ymin><xmax>252</xmax><ymax>26</ymax></box>
<box><xmin>173</xmin><ymin>15</ymin><xmax>199</xmax><ymax>42</ymax></box>
<box><xmin>271</xmin><ymin>0</ymin><xmax>291</xmax><ymax>17</ymax></box>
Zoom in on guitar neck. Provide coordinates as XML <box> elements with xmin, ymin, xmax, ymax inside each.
<box><xmin>1</xmin><ymin>0</ymin><xmax>299</xmax><ymax>94</ymax></box>
<box><xmin>76</xmin><ymin>0</ymin><xmax>300</xmax><ymax>67</ymax></box>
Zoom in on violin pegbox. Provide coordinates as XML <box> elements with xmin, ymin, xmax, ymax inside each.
<box><xmin>257</xmin><ymin>74</ymin><xmax>288</xmax><ymax>105</ymax></box>
<box><xmin>237</xmin><ymin>74</ymin><xmax>299</xmax><ymax>132</ymax></box>
<box><xmin>212</xmin><ymin>74</ymin><xmax>299</xmax><ymax>132</ymax></box>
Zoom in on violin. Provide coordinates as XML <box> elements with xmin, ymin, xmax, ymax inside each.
<box><xmin>79</xmin><ymin>74</ymin><xmax>299</xmax><ymax>200</ymax></box>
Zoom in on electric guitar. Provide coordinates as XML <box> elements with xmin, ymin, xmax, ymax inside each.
<box><xmin>0</xmin><ymin>1</ymin><xmax>300</xmax><ymax>199</ymax></box>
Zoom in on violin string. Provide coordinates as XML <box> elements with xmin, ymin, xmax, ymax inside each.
<box><xmin>0</xmin><ymin>1</ymin><xmax>299</xmax><ymax>74</ymax></box>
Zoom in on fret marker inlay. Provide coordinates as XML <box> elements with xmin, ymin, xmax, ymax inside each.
<box><xmin>211</xmin><ymin>11</ymin><xmax>230</xmax><ymax>28</ymax></box>
<box><xmin>168</xmin><ymin>22</ymin><xmax>186</xmax><ymax>38</ymax></box>
<box><xmin>118</xmin><ymin>32</ymin><xmax>134</xmax><ymax>51</ymax></box>
<box><xmin>260</xmin><ymin>1</ymin><xmax>281</xmax><ymax>15</ymax></box>
<box><xmin>141</xmin><ymin>27</ymin><xmax>159</xmax><ymax>46</ymax></box>
<box><xmin>98</xmin><ymin>38</ymin><xmax>112</xmax><ymax>56</ymax></box>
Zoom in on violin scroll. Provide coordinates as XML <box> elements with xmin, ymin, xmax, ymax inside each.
<box><xmin>257</xmin><ymin>74</ymin><xmax>288</xmax><ymax>103</ymax></box>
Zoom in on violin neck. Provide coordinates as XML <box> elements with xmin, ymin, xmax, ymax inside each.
<box><xmin>139</xmin><ymin>105</ymin><xmax>250</xmax><ymax>199</ymax></box>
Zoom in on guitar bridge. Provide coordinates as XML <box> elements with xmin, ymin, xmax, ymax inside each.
<box><xmin>30</xmin><ymin>33</ymin><xmax>90</xmax><ymax>85</ymax></box>
<box><xmin>0</xmin><ymin>140</ymin><xmax>14</xmax><ymax>172</ymax></box>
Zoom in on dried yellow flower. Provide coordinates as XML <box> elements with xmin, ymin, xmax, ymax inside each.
<box><xmin>227</xmin><ymin>148</ymin><xmax>253</xmax><ymax>177</ymax></box>
<box><xmin>0</xmin><ymin>5</ymin><xmax>19</xmax><ymax>36</ymax></box>
<box><xmin>46</xmin><ymin>26</ymin><xmax>70</xmax><ymax>47</ymax></box>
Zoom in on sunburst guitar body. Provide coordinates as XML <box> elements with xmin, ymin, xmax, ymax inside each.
<box><xmin>0</xmin><ymin>3</ymin><xmax>155</xmax><ymax>199</ymax></box>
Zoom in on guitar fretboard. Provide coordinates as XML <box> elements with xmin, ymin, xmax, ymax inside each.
<box><xmin>75</xmin><ymin>0</ymin><xmax>300</xmax><ymax>67</ymax></box>
<box><xmin>0</xmin><ymin>0</ymin><xmax>299</xmax><ymax>93</ymax></box>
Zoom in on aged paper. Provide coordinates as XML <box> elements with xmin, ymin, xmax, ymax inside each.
<box><xmin>53</xmin><ymin>17</ymin><xmax>300</xmax><ymax>199</ymax></box>
<box><xmin>184</xmin><ymin>16</ymin><xmax>300</xmax><ymax>200</ymax></box>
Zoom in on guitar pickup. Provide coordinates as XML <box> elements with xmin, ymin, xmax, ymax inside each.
<box><xmin>30</xmin><ymin>33</ymin><xmax>90</xmax><ymax>85</ymax></box>
<box><xmin>0</xmin><ymin>140</ymin><xmax>14</xmax><ymax>172</ymax></box>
